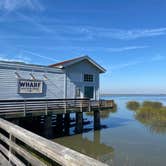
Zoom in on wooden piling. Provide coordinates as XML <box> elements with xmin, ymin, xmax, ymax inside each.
<box><xmin>56</xmin><ymin>114</ymin><xmax>63</xmax><ymax>136</ymax></box>
<box><xmin>43</xmin><ymin>115</ymin><xmax>53</xmax><ymax>138</ymax></box>
<box><xmin>94</xmin><ymin>110</ymin><xmax>100</xmax><ymax>130</ymax></box>
<box><xmin>75</xmin><ymin>112</ymin><xmax>83</xmax><ymax>134</ymax></box>
<box><xmin>64</xmin><ymin>113</ymin><xmax>70</xmax><ymax>135</ymax></box>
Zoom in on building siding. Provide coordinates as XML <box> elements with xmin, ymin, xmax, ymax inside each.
<box><xmin>65</xmin><ymin>60</ymin><xmax>100</xmax><ymax>100</ymax></box>
<box><xmin>0</xmin><ymin>66</ymin><xmax>65</xmax><ymax>100</ymax></box>
<box><xmin>0</xmin><ymin>59</ymin><xmax>101</xmax><ymax>100</ymax></box>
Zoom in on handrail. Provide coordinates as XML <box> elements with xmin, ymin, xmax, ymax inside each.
<box><xmin>0</xmin><ymin>99</ymin><xmax>114</xmax><ymax>118</ymax></box>
<box><xmin>0</xmin><ymin>99</ymin><xmax>91</xmax><ymax>117</ymax></box>
<box><xmin>0</xmin><ymin>118</ymin><xmax>107</xmax><ymax>166</ymax></box>
<box><xmin>0</xmin><ymin>98</ymin><xmax>90</xmax><ymax>102</ymax></box>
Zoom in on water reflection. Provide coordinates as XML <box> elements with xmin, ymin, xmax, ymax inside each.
<box><xmin>126</xmin><ymin>101</ymin><xmax>166</xmax><ymax>134</ymax></box>
<box><xmin>86</xmin><ymin>103</ymin><xmax>117</xmax><ymax>119</ymax></box>
<box><xmin>53</xmin><ymin>130</ymin><xmax>114</xmax><ymax>164</ymax></box>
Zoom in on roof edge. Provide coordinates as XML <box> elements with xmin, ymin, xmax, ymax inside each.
<box><xmin>49</xmin><ymin>55</ymin><xmax>106</xmax><ymax>73</ymax></box>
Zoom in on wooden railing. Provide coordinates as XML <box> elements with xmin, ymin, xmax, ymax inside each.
<box><xmin>0</xmin><ymin>99</ymin><xmax>114</xmax><ymax>118</ymax></box>
<box><xmin>0</xmin><ymin>99</ymin><xmax>91</xmax><ymax>117</ymax></box>
<box><xmin>0</xmin><ymin>118</ymin><xmax>107</xmax><ymax>166</ymax></box>
<box><xmin>91</xmin><ymin>100</ymin><xmax>114</xmax><ymax>108</ymax></box>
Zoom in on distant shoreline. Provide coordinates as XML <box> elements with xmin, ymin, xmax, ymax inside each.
<box><xmin>101</xmin><ymin>94</ymin><xmax>166</xmax><ymax>96</ymax></box>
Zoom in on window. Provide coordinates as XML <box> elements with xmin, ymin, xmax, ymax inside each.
<box><xmin>84</xmin><ymin>74</ymin><xmax>93</xmax><ymax>82</ymax></box>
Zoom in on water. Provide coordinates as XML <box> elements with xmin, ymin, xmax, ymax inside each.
<box><xmin>53</xmin><ymin>95</ymin><xmax>166</xmax><ymax>166</ymax></box>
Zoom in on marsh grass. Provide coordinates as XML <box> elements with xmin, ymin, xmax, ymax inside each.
<box><xmin>127</xmin><ymin>101</ymin><xmax>140</xmax><ymax>111</ymax></box>
<box><xmin>126</xmin><ymin>101</ymin><xmax>166</xmax><ymax>134</ymax></box>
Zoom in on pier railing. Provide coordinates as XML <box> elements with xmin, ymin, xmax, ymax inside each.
<box><xmin>0</xmin><ymin>98</ymin><xmax>91</xmax><ymax>117</ymax></box>
<box><xmin>0</xmin><ymin>99</ymin><xmax>114</xmax><ymax>118</ymax></box>
<box><xmin>0</xmin><ymin>118</ymin><xmax>107</xmax><ymax>166</ymax></box>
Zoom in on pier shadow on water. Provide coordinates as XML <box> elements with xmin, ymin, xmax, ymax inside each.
<box><xmin>8</xmin><ymin>111</ymin><xmax>116</xmax><ymax>165</ymax></box>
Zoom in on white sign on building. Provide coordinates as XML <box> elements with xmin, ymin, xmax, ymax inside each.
<box><xmin>18</xmin><ymin>79</ymin><xmax>43</xmax><ymax>94</ymax></box>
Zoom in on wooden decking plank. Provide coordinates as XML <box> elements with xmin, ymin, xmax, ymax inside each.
<box><xmin>0</xmin><ymin>152</ymin><xmax>11</xmax><ymax>166</ymax></box>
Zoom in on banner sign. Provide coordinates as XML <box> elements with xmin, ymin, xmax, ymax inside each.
<box><xmin>18</xmin><ymin>79</ymin><xmax>43</xmax><ymax>94</ymax></box>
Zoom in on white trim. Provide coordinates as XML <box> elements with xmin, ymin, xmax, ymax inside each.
<box><xmin>61</xmin><ymin>56</ymin><xmax>106</xmax><ymax>73</ymax></box>
<box><xmin>0</xmin><ymin>61</ymin><xmax>63</xmax><ymax>73</ymax></box>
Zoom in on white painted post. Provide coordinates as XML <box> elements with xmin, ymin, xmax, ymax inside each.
<box><xmin>45</xmin><ymin>100</ymin><xmax>48</xmax><ymax>115</ymax></box>
<box><xmin>24</xmin><ymin>100</ymin><xmax>26</xmax><ymax>116</ymax></box>
<box><xmin>80</xmin><ymin>100</ymin><xmax>83</xmax><ymax>112</ymax></box>
<box><xmin>88</xmin><ymin>100</ymin><xmax>91</xmax><ymax>112</ymax></box>
<box><xmin>64</xmin><ymin>100</ymin><xmax>67</xmax><ymax>113</ymax></box>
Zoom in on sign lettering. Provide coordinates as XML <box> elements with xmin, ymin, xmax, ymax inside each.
<box><xmin>18</xmin><ymin>79</ymin><xmax>43</xmax><ymax>94</ymax></box>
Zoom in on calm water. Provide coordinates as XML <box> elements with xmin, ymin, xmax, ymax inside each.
<box><xmin>53</xmin><ymin>95</ymin><xmax>166</xmax><ymax>166</ymax></box>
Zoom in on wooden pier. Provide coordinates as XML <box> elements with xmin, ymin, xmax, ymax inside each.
<box><xmin>0</xmin><ymin>118</ymin><xmax>107</xmax><ymax>166</ymax></box>
<box><xmin>0</xmin><ymin>99</ymin><xmax>114</xmax><ymax>165</ymax></box>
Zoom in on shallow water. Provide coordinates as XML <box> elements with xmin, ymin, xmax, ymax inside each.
<box><xmin>53</xmin><ymin>95</ymin><xmax>166</xmax><ymax>166</ymax></box>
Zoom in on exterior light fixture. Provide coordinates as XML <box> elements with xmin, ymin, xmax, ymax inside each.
<box><xmin>29</xmin><ymin>73</ymin><xmax>36</xmax><ymax>80</ymax></box>
<box><xmin>43</xmin><ymin>74</ymin><xmax>48</xmax><ymax>80</ymax></box>
<box><xmin>15</xmin><ymin>72</ymin><xmax>21</xmax><ymax>79</ymax></box>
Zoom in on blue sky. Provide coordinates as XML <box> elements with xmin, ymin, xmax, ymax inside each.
<box><xmin>0</xmin><ymin>0</ymin><xmax>166</xmax><ymax>94</ymax></box>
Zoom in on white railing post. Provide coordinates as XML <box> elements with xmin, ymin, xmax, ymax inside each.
<box><xmin>45</xmin><ymin>100</ymin><xmax>48</xmax><ymax>115</ymax></box>
<box><xmin>80</xmin><ymin>100</ymin><xmax>83</xmax><ymax>112</ymax></box>
<box><xmin>64</xmin><ymin>100</ymin><xmax>67</xmax><ymax>113</ymax></box>
<box><xmin>9</xmin><ymin>133</ymin><xmax>15</xmax><ymax>164</ymax></box>
<box><xmin>88</xmin><ymin>100</ymin><xmax>91</xmax><ymax>112</ymax></box>
<box><xmin>24</xmin><ymin>100</ymin><xmax>26</xmax><ymax>116</ymax></box>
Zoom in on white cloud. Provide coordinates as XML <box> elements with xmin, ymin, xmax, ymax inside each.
<box><xmin>0</xmin><ymin>0</ymin><xmax>43</xmax><ymax>12</ymax></box>
<box><xmin>0</xmin><ymin>54</ymin><xmax>31</xmax><ymax>63</ymax></box>
<box><xmin>106</xmin><ymin>46</ymin><xmax>148</xmax><ymax>52</ymax></box>
<box><xmin>61</xmin><ymin>26</ymin><xmax>166</xmax><ymax>40</ymax></box>
<box><xmin>22</xmin><ymin>50</ymin><xmax>60</xmax><ymax>62</ymax></box>
<box><xmin>111</xmin><ymin>60</ymin><xmax>143</xmax><ymax>70</ymax></box>
<box><xmin>17</xmin><ymin>13</ymin><xmax>52</xmax><ymax>33</ymax></box>
<box><xmin>111</xmin><ymin>54</ymin><xmax>166</xmax><ymax>71</ymax></box>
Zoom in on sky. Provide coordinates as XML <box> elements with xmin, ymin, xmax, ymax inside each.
<box><xmin>0</xmin><ymin>0</ymin><xmax>166</xmax><ymax>94</ymax></box>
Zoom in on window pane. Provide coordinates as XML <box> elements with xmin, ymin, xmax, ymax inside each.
<box><xmin>76</xmin><ymin>88</ymin><xmax>80</xmax><ymax>97</ymax></box>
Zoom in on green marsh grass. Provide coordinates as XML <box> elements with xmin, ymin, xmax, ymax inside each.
<box><xmin>126</xmin><ymin>101</ymin><xmax>166</xmax><ymax>134</ymax></box>
<box><xmin>126</xmin><ymin>101</ymin><xmax>140</xmax><ymax>111</ymax></box>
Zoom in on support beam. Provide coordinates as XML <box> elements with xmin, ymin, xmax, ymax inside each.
<box><xmin>75</xmin><ymin>112</ymin><xmax>83</xmax><ymax>134</ymax></box>
<box><xmin>94</xmin><ymin>110</ymin><xmax>100</xmax><ymax>130</ymax></box>
<box><xmin>56</xmin><ymin>114</ymin><xmax>63</xmax><ymax>137</ymax></box>
<box><xmin>64</xmin><ymin>113</ymin><xmax>70</xmax><ymax>135</ymax></box>
<box><xmin>43</xmin><ymin>115</ymin><xmax>52</xmax><ymax>139</ymax></box>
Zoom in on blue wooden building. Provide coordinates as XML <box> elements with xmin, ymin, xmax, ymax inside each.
<box><xmin>0</xmin><ymin>56</ymin><xmax>106</xmax><ymax>100</ymax></box>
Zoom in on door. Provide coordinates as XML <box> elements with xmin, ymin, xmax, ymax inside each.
<box><xmin>84</xmin><ymin>86</ymin><xmax>94</xmax><ymax>99</ymax></box>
